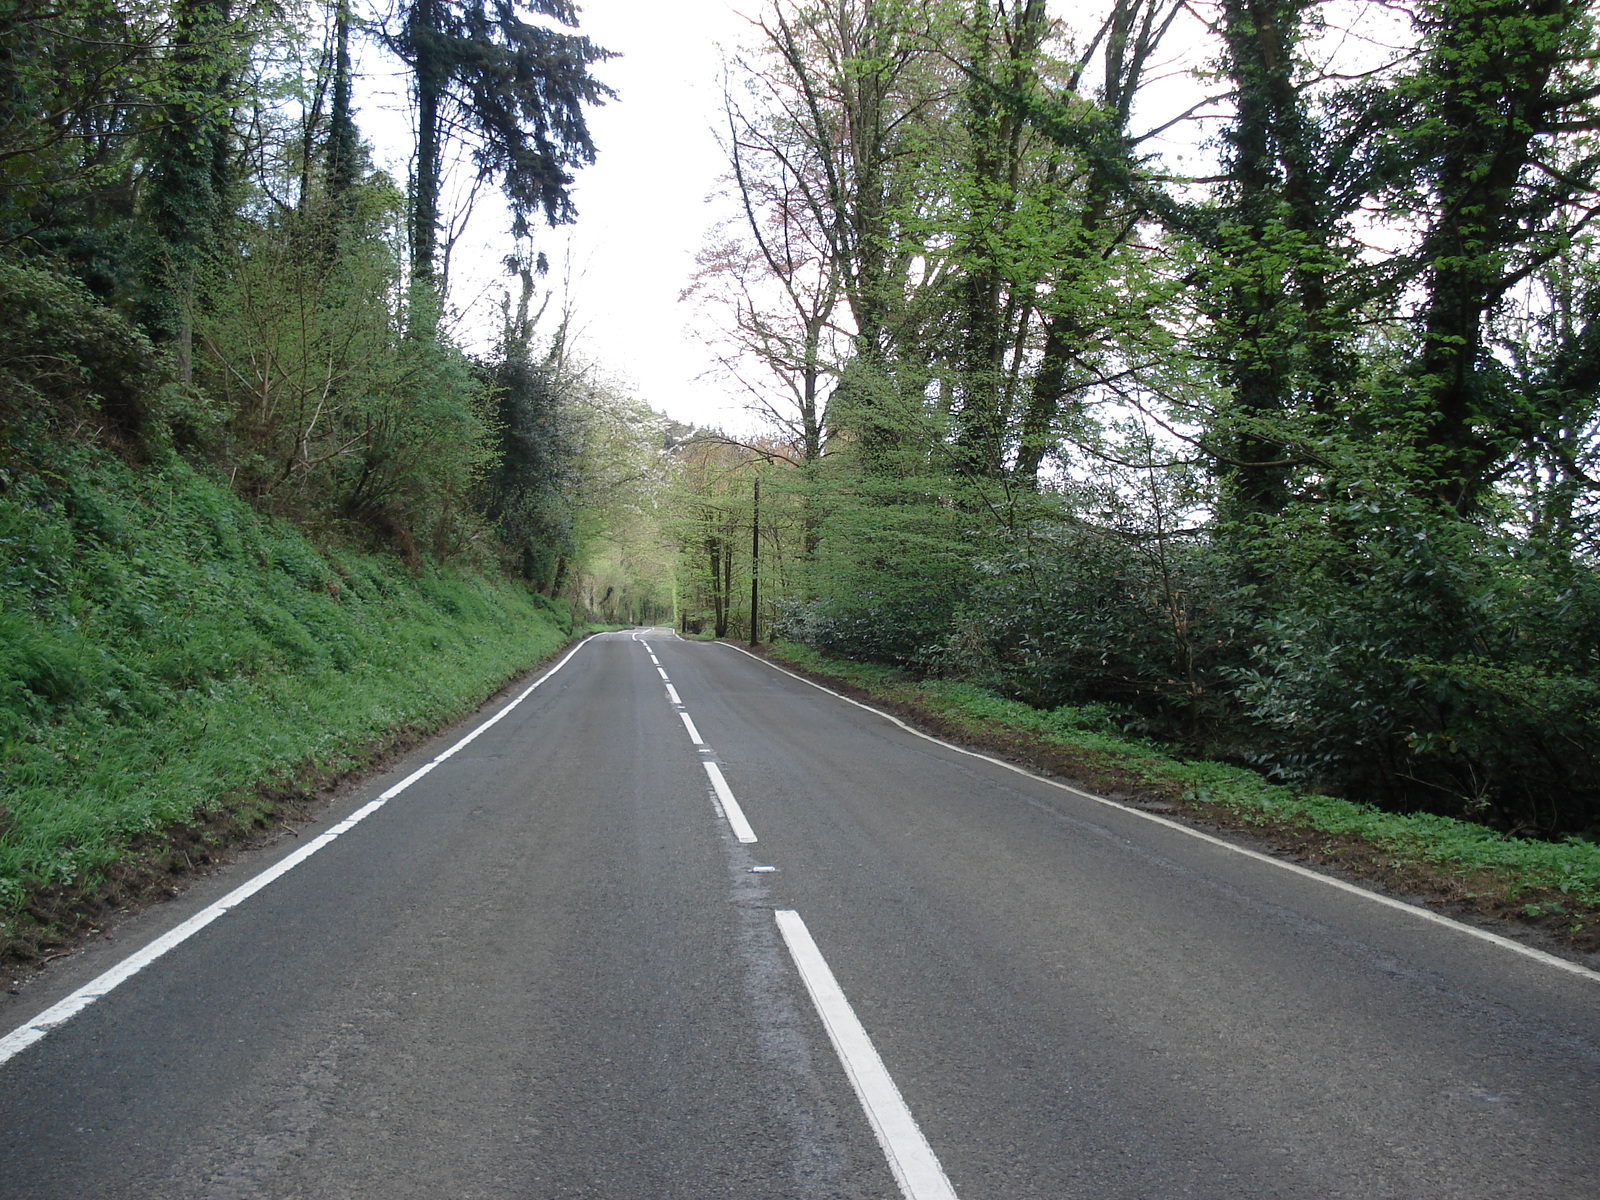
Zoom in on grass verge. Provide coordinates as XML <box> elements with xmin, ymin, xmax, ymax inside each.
<box><xmin>1</xmin><ymin>442</ymin><xmax>577</xmax><ymax>963</ymax></box>
<box><xmin>762</xmin><ymin>640</ymin><xmax>1600</xmax><ymax>957</ymax></box>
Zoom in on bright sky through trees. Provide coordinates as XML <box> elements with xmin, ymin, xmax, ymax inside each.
<box><xmin>356</xmin><ymin>0</ymin><xmax>757</xmax><ymax>429</ymax></box>
<box><xmin>352</xmin><ymin>0</ymin><xmax>1392</xmax><ymax>432</ymax></box>
<box><xmin>542</xmin><ymin>0</ymin><xmax>759</xmax><ymax>429</ymax></box>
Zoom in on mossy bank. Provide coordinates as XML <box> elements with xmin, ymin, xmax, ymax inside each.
<box><xmin>1</xmin><ymin>438</ymin><xmax>575</xmax><ymax>962</ymax></box>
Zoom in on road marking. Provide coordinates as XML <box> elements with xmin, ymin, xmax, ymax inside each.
<box><xmin>719</xmin><ymin>643</ymin><xmax>1600</xmax><ymax>987</ymax></box>
<box><xmin>703</xmin><ymin>761</ymin><xmax>758</xmax><ymax>843</ymax></box>
<box><xmin>680</xmin><ymin>712</ymin><xmax>705</xmax><ymax>745</ymax></box>
<box><xmin>665</xmin><ymin>683</ymin><xmax>683</xmax><ymax>705</ymax></box>
<box><xmin>775</xmin><ymin>909</ymin><xmax>961</xmax><ymax>1200</ymax></box>
<box><xmin>0</xmin><ymin>635</ymin><xmax>605</xmax><ymax>1069</ymax></box>
<box><xmin>656</xmin><ymin>666</ymin><xmax>670</xmax><ymax>681</ymax></box>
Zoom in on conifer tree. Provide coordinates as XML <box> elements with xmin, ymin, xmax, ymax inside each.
<box><xmin>391</xmin><ymin>0</ymin><xmax>613</xmax><ymax>289</ymax></box>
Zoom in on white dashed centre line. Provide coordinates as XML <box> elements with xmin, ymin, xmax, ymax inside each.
<box><xmin>702</xmin><ymin>762</ymin><xmax>758</xmax><ymax>843</ymax></box>
<box><xmin>650</xmin><ymin>639</ymin><xmax>956</xmax><ymax>1199</ymax></box>
<box><xmin>775</xmin><ymin>909</ymin><xmax>961</xmax><ymax>1200</ymax></box>
<box><xmin>679</xmin><ymin>712</ymin><xmax>705</xmax><ymax>745</ymax></box>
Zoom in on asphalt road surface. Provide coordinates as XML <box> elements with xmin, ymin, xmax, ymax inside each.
<box><xmin>2</xmin><ymin>629</ymin><xmax>1597</xmax><ymax>1199</ymax></box>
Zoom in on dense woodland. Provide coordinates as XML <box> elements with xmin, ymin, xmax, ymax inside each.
<box><xmin>0</xmin><ymin>0</ymin><xmax>674</xmax><ymax>615</ymax></box>
<box><xmin>674</xmin><ymin>0</ymin><xmax>1600</xmax><ymax>839</ymax></box>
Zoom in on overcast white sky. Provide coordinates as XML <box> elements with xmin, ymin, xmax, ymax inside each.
<box><xmin>544</xmin><ymin>1</ymin><xmax>759</xmax><ymax>429</ymax></box>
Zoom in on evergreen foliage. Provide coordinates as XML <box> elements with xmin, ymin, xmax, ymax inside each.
<box><xmin>686</xmin><ymin>0</ymin><xmax>1600</xmax><ymax>839</ymax></box>
<box><xmin>0</xmin><ymin>0</ymin><xmax>627</xmax><ymax>561</ymax></box>
<box><xmin>482</xmin><ymin>347</ymin><xmax>580</xmax><ymax>589</ymax></box>
<box><xmin>389</xmin><ymin>0</ymin><xmax>614</xmax><ymax>285</ymax></box>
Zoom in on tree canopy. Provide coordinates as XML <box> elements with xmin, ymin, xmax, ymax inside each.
<box><xmin>679</xmin><ymin>0</ymin><xmax>1600</xmax><ymax>837</ymax></box>
<box><xmin>0</xmin><ymin>0</ymin><xmax>662</xmax><ymax>612</ymax></box>
<box><xmin>390</xmin><ymin>0</ymin><xmax>615</xmax><ymax>286</ymax></box>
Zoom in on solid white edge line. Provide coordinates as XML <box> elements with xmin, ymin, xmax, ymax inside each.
<box><xmin>774</xmin><ymin>909</ymin><xmax>960</xmax><ymax>1200</ymax></box>
<box><xmin>679</xmin><ymin>712</ymin><xmax>705</xmax><ymax>745</ymax></box>
<box><xmin>717</xmin><ymin>643</ymin><xmax>1600</xmax><ymax>986</ymax></box>
<box><xmin>0</xmin><ymin>633</ymin><xmax>606</xmax><ymax>1068</ymax></box>
<box><xmin>702</xmin><ymin>761</ymin><xmax>758</xmax><ymax>843</ymax></box>
<box><xmin>665</xmin><ymin>684</ymin><xmax>683</xmax><ymax>706</ymax></box>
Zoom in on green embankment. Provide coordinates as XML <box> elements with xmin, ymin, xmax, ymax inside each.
<box><xmin>1</xmin><ymin>441</ymin><xmax>573</xmax><ymax>953</ymax></box>
<box><xmin>765</xmin><ymin>641</ymin><xmax>1600</xmax><ymax>935</ymax></box>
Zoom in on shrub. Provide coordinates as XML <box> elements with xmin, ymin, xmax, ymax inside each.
<box><xmin>1234</xmin><ymin>504</ymin><xmax>1600</xmax><ymax>834</ymax></box>
<box><xmin>0</xmin><ymin>258</ymin><xmax>167</xmax><ymax>442</ymax></box>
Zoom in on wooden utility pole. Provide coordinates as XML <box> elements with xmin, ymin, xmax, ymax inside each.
<box><xmin>749</xmin><ymin>474</ymin><xmax>761</xmax><ymax>646</ymax></box>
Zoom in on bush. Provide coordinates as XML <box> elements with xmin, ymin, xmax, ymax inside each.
<box><xmin>914</xmin><ymin>520</ymin><xmax>1248</xmax><ymax>724</ymax></box>
<box><xmin>773</xmin><ymin>471</ymin><xmax>981</xmax><ymax>664</ymax></box>
<box><xmin>0</xmin><ymin>258</ymin><xmax>168</xmax><ymax>442</ymax></box>
<box><xmin>1234</xmin><ymin>503</ymin><xmax>1600</xmax><ymax>834</ymax></box>
<box><xmin>194</xmin><ymin>203</ymin><xmax>494</xmax><ymax>556</ymax></box>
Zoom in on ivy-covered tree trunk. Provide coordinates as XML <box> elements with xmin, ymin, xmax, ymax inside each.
<box><xmin>707</xmin><ymin>532</ymin><xmax>729</xmax><ymax>639</ymax></box>
<box><xmin>1409</xmin><ymin>0</ymin><xmax>1576</xmax><ymax>514</ymax></box>
<box><xmin>950</xmin><ymin>0</ymin><xmax>1047</xmax><ymax>480</ymax></box>
<box><xmin>1209</xmin><ymin>0</ymin><xmax>1309</xmax><ymax>527</ymax></box>
<box><xmin>144</xmin><ymin>0</ymin><xmax>236</xmax><ymax>385</ymax></box>
<box><xmin>1011</xmin><ymin>0</ymin><xmax>1183</xmax><ymax>484</ymax></box>
<box><xmin>327</xmin><ymin>0</ymin><xmax>360</xmax><ymax>209</ymax></box>
<box><xmin>406</xmin><ymin>0</ymin><xmax>445</xmax><ymax>287</ymax></box>
<box><xmin>1013</xmin><ymin>308</ymin><xmax>1075</xmax><ymax>480</ymax></box>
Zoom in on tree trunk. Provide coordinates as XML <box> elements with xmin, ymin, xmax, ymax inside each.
<box><xmin>144</xmin><ymin>0</ymin><xmax>234</xmax><ymax>388</ymax></box>
<box><xmin>1412</xmin><ymin>0</ymin><xmax>1570</xmax><ymax>513</ymax></box>
<box><xmin>328</xmin><ymin>0</ymin><xmax>359</xmax><ymax>207</ymax></box>
<box><xmin>408</xmin><ymin>0</ymin><xmax>444</xmax><ymax>288</ymax></box>
<box><xmin>1212</xmin><ymin>0</ymin><xmax>1315</xmax><ymax>526</ymax></box>
<box><xmin>749</xmin><ymin>475</ymin><xmax>761</xmax><ymax>646</ymax></box>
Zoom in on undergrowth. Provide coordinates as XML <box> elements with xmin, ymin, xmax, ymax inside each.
<box><xmin>766</xmin><ymin>641</ymin><xmax>1600</xmax><ymax>914</ymax></box>
<box><xmin>1</xmin><ymin>438</ymin><xmax>572</xmax><ymax>950</ymax></box>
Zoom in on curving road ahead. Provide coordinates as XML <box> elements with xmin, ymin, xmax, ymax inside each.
<box><xmin>1</xmin><ymin>629</ymin><xmax>1597</xmax><ymax>1199</ymax></box>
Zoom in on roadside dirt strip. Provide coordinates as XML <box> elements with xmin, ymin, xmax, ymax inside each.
<box><xmin>2</xmin><ymin>630</ymin><xmax>1597</xmax><ymax>1199</ymax></box>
